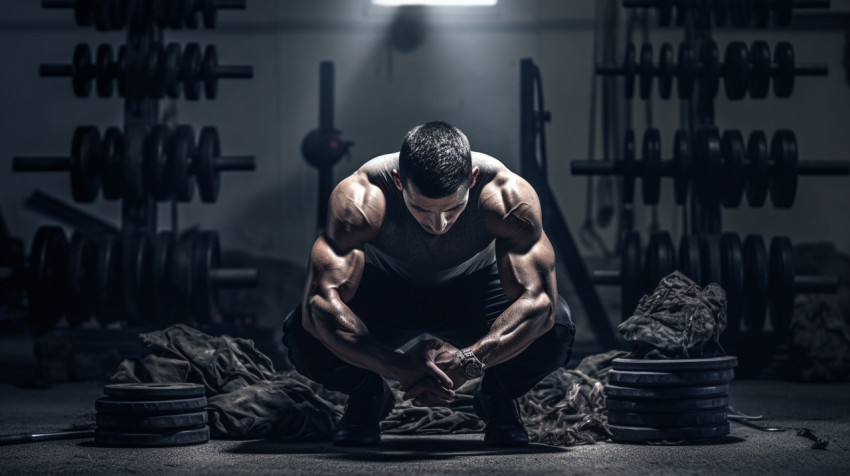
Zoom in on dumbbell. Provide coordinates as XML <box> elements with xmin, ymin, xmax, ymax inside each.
<box><xmin>151</xmin><ymin>0</ymin><xmax>246</xmax><ymax>29</ymax></box>
<box><xmin>621</xmin><ymin>0</ymin><xmax>724</xmax><ymax>27</ymax></box>
<box><xmin>42</xmin><ymin>0</ymin><xmax>126</xmax><ymax>31</ymax></box>
<box><xmin>722</xmin><ymin>41</ymin><xmax>828</xmax><ymax>99</ymax></box>
<box><xmin>570</xmin><ymin>129</ymin><xmax>693</xmax><ymax>206</ymax></box>
<box><xmin>727</xmin><ymin>0</ymin><xmax>831</xmax><ymax>28</ymax></box>
<box><xmin>39</xmin><ymin>44</ymin><xmax>127</xmax><ymax>98</ymax></box>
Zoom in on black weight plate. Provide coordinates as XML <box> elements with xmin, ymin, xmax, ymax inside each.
<box><xmin>639</xmin><ymin>43</ymin><xmax>654</xmax><ymax>100</ymax></box>
<box><xmin>66</xmin><ymin>231</ymin><xmax>97</xmax><ymax>327</ymax></box>
<box><xmin>677</xmin><ymin>42</ymin><xmax>696</xmax><ymax>99</ymax></box>
<box><xmin>202</xmin><ymin>45</ymin><xmax>219</xmax><ymax>100</ymax></box>
<box><xmin>202</xmin><ymin>0</ymin><xmax>218</xmax><ymax>29</ymax></box>
<box><xmin>770</xmin><ymin>130</ymin><xmax>798</xmax><ymax>208</ymax></box>
<box><xmin>123</xmin><ymin>124</ymin><xmax>146</xmax><ymax>201</ymax></box>
<box><xmin>694</xmin><ymin>127</ymin><xmax>722</xmax><ymax>204</ymax></box>
<box><xmin>607</xmin><ymin>409</ymin><xmax>727</xmax><ymax>428</ymax></box>
<box><xmin>152</xmin><ymin>0</ymin><xmax>169</xmax><ymax>28</ymax></box>
<box><xmin>745</xmin><ymin>130</ymin><xmax>770</xmax><ymax>207</ymax></box>
<box><xmin>624</xmin><ymin>43</ymin><xmax>636</xmax><ymax>99</ymax></box>
<box><xmin>673</xmin><ymin>129</ymin><xmax>691</xmax><ymax>205</ymax></box>
<box><xmin>657</xmin><ymin>43</ymin><xmax>674</xmax><ymax>99</ymax></box>
<box><xmin>622</xmin><ymin>130</ymin><xmax>636</xmax><ymax>204</ymax></box>
<box><xmin>774</xmin><ymin>0</ymin><xmax>793</xmax><ymax>26</ymax></box>
<box><xmin>104</xmin><ymin>382</ymin><xmax>206</xmax><ymax>400</ymax></box>
<box><xmin>612</xmin><ymin>356</ymin><xmax>738</xmax><ymax>372</ymax></box>
<box><xmin>95</xmin><ymin>426</ymin><xmax>209</xmax><ymax>447</ymax></box>
<box><xmin>752</xmin><ymin>0</ymin><xmax>770</xmax><ymax>27</ymax></box>
<box><xmin>95</xmin><ymin>44</ymin><xmax>114</xmax><ymax>98</ymax></box>
<box><xmin>95</xmin><ymin>396</ymin><xmax>207</xmax><ymax>414</ymax></box>
<box><xmin>606</xmin><ymin>396</ymin><xmax>729</xmax><ymax>413</ymax></box>
<box><xmin>70</xmin><ymin>126</ymin><xmax>102</xmax><ymax>203</ymax></box>
<box><xmin>94</xmin><ymin>0</ymin><xmax>113</xmax><ymax>31</ymax></box>
<box><xmin>748</xmin><ymin>41</ymin><xmax>771</xmax><ymax>98</ymax></box>
<box><xmin>642</xmin><ymin>129</ymin><xmax>662</xmax><ymax>205</ymax></box>
<box><xmin>184</xmin><ymin>0</ymin><xmax>200</xmax><ymax>28</ymax></box>
<box><xmin>127</xmin><ymin>232</ymin><xmax>153</xmax><ymax>320</ymax></box>
<box><xmin>608</xmin><ymin>369</ymin><xmax>735</xmax><ymax>387</ymax></box>
<box><xmin>116</xmin><ymin>45</ymin><xmax>127</xmax><ymax>98</ymax></box>
<box><xmin>196</xmin><ymin>127</ymin><xmax>221</xmax><ymax>202</ymax></box>
<box><xmin>773</xmin><ymin>42</ymin><xmax>795</xmax><ymax>98</ymax></box>
<box><xmin>94</xmin><ymin>233</ymin><xmax>122</xmax><ymax>326</ymax></box>
<box><xmin>743</xmin><ymin>234</ymin><xmax>768</xmax><ymax>331</ymax></box>
<box><xmin>170</xmin><ymin>235</ymin><xmax>194</xmax><ymax>323</ymax></box>
<box><xmin>144</xmin><ymin>125</ymin><xmax>173</xmax><ymax>201</ymax></box>
<box><xmin>165</xmin><ymin>43</ymin><xmax>183</xmax><ymax>98</ymax></box>
<box><xmin>720</xmin><ymin>129</ymin><xmax>746</xmax><ymax>207</ymax></box>
<box><xmin>699</xmin><ymin>40</ymin><xmax>720</xmax><ymax>99</ymax></box>
<box><xmin>644</xmin><ymin>231</ymin><xmax>675</xmax><ymax>294</ymax></box>
<box><xmin>167</xmin><ymin>0</ymin><xmax>185</xmax><ymax>29</ymax></box>
<box><xmin>728</xmin><ymin>0</ymin><xmax>752</xmax><ymax>27</ymax></box>
<box><xmin>657</xmin><ymin>0</ymin><xmax>672</xmax><ymax>26</ymax></box>
<box><xmin>181</xmin><ymin>43</ymin><xmax>202</xmax><ymax>100</ymax></box>
<box><xmin>96</xmin><ymin>411</ymin><xmax>207</xmax><ymax>431</ymax></box>
<box><xmin>101</xmin><ymin>127</ymin><xmax>125</xmax><ymax>200</ymax></box>
<box><xmin>72</xmin><ymin>44</ymin><xmax>93</xmax><ymax>98</ymax></box>
<box><xmin>75</xmin><ymin>0</ymin><xmax>94</xmax><ymax>26</ymax></box>
<box><xmin>720</xmin><ymin>233</ymin><xmax>744</xmax><ymax>334</ymax></box>
<box><xmin>723</xmin><ymin>42</ymin><xmax>749</xmax><ymax>100</ymax></box>
<box><xmin>678</xmin><ymin>234</ymin><xmax>702</xmax><ymax>285</ymax></box>
<box><xmin>151</xmin><ymin>232</ymin><xmax>174</xmax><ymax>327</ymax></box>
<box><xmin>192</xmin><ymin>231</ymin><xmax>220</xmax><ymax>323</ymax></box>
<box><xmin>109</xmin><ymin>0</ymin><xmax>126</xmax><ymax>30</ymax></box>
<box><xmin>622</xmin><ymin>231</ymin><xmax>642</xmax><ymax>322</ymax></box>
<box><xmin>769</xmin><ymin>236</ymin><xmax>795</xmax><ymax>335</ymax></box>
<box><xmin>712</xmin><ymin>0</ymin><xmax>727</xmax><ymax>26</ymax></box>
<box><xmin>608</xmin><ymin>422</ymin><xmax>729</xmax><ymax>442</ymax></box>
<box><xmin>146</xmin><ymin>43</ymin><xmax>165</xmax><ymax>99</ymax></box>
<box><xmin>170</xmin><ymin>125</ymin><xmax>197</xmax><ymax>201</ymax></box>
<box><xmin>605</xmin><ymin>384</ymin><xmax>729</xmax><ymax>400</ymax></box>
<box><xmin>28</xmin><ymin>227</ymin><xmax>68</xmax><ymax>335</ymax></box>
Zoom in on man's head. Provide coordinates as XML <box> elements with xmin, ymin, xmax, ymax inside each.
<box><xmin>392</xmin><ymin>122</ymin><xmax>479</xmax><ymax>235</ymax></box>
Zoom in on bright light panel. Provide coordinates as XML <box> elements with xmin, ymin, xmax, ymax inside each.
<box><xmin>373</xmin><ymin>0</ymin><xmax>498</xmax><ymax>6</ymax></box>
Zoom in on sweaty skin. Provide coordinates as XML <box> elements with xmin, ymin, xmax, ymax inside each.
<box><xmin>301</xmin><ymin>156</ymin><xmax>557</xmax><ymax>406</ymax></box>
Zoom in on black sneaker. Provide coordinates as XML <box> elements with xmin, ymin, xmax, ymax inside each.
<box><xmin>333</xmin><ymin>376</ymin><xmax>395</xmax><ymax>446</ymax></box>
<box><xmin>473</xmin><ymin>391</ymin><xmax>529</xmax><ymax>447</ymax></box>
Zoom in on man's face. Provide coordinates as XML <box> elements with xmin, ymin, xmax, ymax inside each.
<box><xmin>393</xmin><ymin>168</ymin><xmax>478</xmax><ymax>236</ymax></box>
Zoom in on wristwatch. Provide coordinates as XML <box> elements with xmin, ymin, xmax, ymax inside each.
<box><xmin>456</xmin><ymin>348</ymin><xmax>484</xmax><ymax>379</ymax></box>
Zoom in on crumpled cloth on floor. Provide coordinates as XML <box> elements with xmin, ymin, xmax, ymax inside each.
<box><xmin>112</xmin><ymin>324</ymin><xmax>624</xmax><ymax>446</ymax></box>
<box><xmin>617</xmin><ymin>271</ymin><xmax>727</xmax><ymax>359</ymax></box>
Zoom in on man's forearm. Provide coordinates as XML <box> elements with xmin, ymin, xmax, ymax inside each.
<box><xmin>467</xmin><ymin>294</ymin><xmax>554</xmax><ymax>368</ymax></box>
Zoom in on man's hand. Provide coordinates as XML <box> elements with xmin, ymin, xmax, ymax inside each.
<box><xmin>431</xmin><ymin>341</ymin><xmax>469</xmax><ymax>391</ymax></box>
<box><xmin>390</xmin><ymin>339</ymin><xmax>454</xmax><ymax>392</ymax></box>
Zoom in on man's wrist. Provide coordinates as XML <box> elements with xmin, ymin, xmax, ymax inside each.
<box><xmin>456</xmin><ymin>348</ymin><xmax>484</xmax><ymax>379</ymax></box>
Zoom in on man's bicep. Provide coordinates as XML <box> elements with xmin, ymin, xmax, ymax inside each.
<box><xmin>306</xmin><ymin>234</ymin><xmax>367</xmax><ymax>305</ymax></box>
<box><xmin>496</xmin><ymin>232</ymin><xmax>557</xmax><ymax>301</ymax></box>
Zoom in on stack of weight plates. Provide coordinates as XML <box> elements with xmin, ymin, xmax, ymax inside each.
<box><xmin>94</xmin><ymin>383</ymin><xmax>210</xmax><ymax>447</ymax></box>
<box><xmin>605</xmin><ymin>356</ymin><xmax>737</xmax><ymax>442</ymax></box>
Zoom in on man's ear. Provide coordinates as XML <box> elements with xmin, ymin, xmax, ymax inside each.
<box><xmin>470</xmin><ymin>167</ymin><xmax>480</xmax><ymax>188</ymax></box>
<box><xmin>392</xmin><ymin>169</ymin><xmax>404</xmax><ymax>191</ymax></box>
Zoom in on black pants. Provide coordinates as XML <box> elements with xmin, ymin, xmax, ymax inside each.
<box><xmin>282</xmin><ymin>263</ymin><xmax>575</xmax><ymax>400</ymax></box>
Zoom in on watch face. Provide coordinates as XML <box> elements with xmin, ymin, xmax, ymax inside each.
<box><xmin>464</xmin><ymin>361</ymin><xmax>483</xmax><ymax>378</ymax></box>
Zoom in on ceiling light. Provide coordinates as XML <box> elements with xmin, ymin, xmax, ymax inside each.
<box><xmin>373</xmin><ymin>0</ymin><xmax>497</xmax><ymax>6</ymax></box>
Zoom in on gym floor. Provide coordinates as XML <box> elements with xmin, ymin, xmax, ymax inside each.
<box><xmin>1</xmin><ymin>378</ymin><xmax>848</xmax><ymax>475</ymax></box>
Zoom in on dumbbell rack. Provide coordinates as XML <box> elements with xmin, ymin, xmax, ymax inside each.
<box><xmin>9</xmin><ymin>0</ymin><xmax>257</xmax><ymax>337</ymax></box>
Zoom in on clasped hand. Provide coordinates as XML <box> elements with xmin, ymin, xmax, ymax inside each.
<box><xmin>395</xmin><ymin>338</ymin><xmax>470</xmax><ymax>407</ymax></box>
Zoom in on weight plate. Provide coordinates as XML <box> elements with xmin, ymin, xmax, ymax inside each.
<box><xmin>146</xmin><ymin>43</ymin><xmax>165</xmax><ymax>99</ymax></box>
<box><xmin>743</xmin><ymin>235</ymin><xmax>768</xmax><ymax>331</ymax></box>
<box><xmin>101</xmin><ymin>127</ymin><xmax>125</xmax><ymax>200</ymax></box>
<box><xmin>170</xmin><ymin>235</ymin><xmax>194</xmax><ymax>323</ymax></box>
<box><xmin>192</xmin><ymin>231</ymin><xmax>220</xmax><ymax>323</ymax></box>
<box><xmin>657</xmin><ymin>43</ymin><xmax>674</xmax><ymax>99</ymax></box>
<box><xmin>104</xmin><ymin>382</ymin><xmax>206</xmax><ymax>400</ymax></box>
<box><xmin>607</xmin><ymin>409</ymin><xmax>727</xmax><ymax>428</ymax></box>
<box><xmin>123</xmin><ymin>125</ymin><xmax>146</xmax><ymax>201</ymax></box>
<box><xmin>116</xmin><ymin>45</ymin><xmax>127</xmax><ymax>98</ymax></box>
<box><xmin>95</xmin><ymin>396</ymin><xmax>207</xmax><ymax>414</ymax></box>
<box><xmin>608</xmin><ymin>369</ymin><xmax>735</xmax><ymax>387</ymax></box>
<box><xmin>745</xmin><ymin>130</ymin><xmax>770</xmax><ymax>207</ymax></box>
<box><xmin>639</xmin><ymin>43</ymin><xmax>654</xmax><ymax>100</ymax></box>
<box><xmin>94</xmin><ymin>233</ymin><xmax>122</xmax><ymax>326</ymax></box>
<box><xmin>151</xmin><ymin>232</ymin><xmax>174</xmax><ymax>327</ymax></box>
<box><xmin>723</xmin><ymin>42</ymin><xmax>749</xmax><ymax>100</ymax></box>
<box><xmin>678</xmin><ymin>234</ymin><xmax>702</xmax><ymax>286</ymax></box>
<box><xmin>109</xmin><ymin>0</ymin><xmax>126</xmax><ymax>30</ymax></box>
<box><xmin>748</xmin><ymin>41</ymin><xmax>771</xmax><ymax>98</ymax></box>
<box><xmin>622</xmin><ymin>130</ymin><xmax>636</xmax><ymax>204</ymax></box>
<box><xmin>144</xmin><ymin>125</ymin><xmax>173</xmax><ymax>201</ymax></box>
<box><xmin>95</xmin><ymin>426</ymin><xmax>209</xmax><ymax>447</ymax></box>
<box><xmin>165</xmin><ymin>43</ymin><xmax>183</xmax><ymax>98</ymax></box>
<box><xmin>184</xmin><ymin>0</ymin><xmax>200</xmax><ymax>28</ymax></box>
<box><xmin>75</xmin><ymin>0</ymin><xmax>94</xmax><ymax>26</ymax></box>
<box><xmin>606</xmin><ymin>396</ymin><xmax>730</xmax><ymax>413</ymax></box>
<box><xmin>72</xmin><ymin>44</ymin><xmax>93</xmax><ymax>98</ymax></box>
<box><xmin>642</xmin><ymin>129</ymin><xmax>661</xmax><ymax>205</ymax></box>
<box><xmin>167</xmin><ymin>0</ymin><xmax>185</xmax><ymax>29</ymax></box>
<box><xmin>152</xmin><ymin>0</ymin><xmax>169</xmax><ymax>28</ymax></box>
<box><xmin>170</xmin><ymin>125</ymin><xmax>197</xmax><ymax>201</ymax></box>
<box><xmin>694</xmin><ymin>127</ymin><xmax>721</xmax><ymax>204</ymax></box>
<box><xmin>673</xmin><ymin>129</ymin><xmax>691</xmax><ymax>205</ymax></box>
<box><xmin>94</xmin><ymin>0</ymin><xmax>113</xmax><ymax>31</ymax></box>
<box><xmin>622</xmin><ymin>230</ymin><xmax>642</xmax><ymax>322</ymax></box>
<box><xmin>608</xmin><ymin>422</ymin><xmax>729</xmax><ymax>442</ymax></box>
<box><xmin>70</xmin><ymin>126</ymin><xmax>102</xmax><ymax>203</ymax></box>
<box><xmin>66</xmin><ymin>231</ymin><xmax>97</xmax><ymax>327</ymax></box>
<box><xmin>752</xmin><ymin>0</ymin><xmax>770</xmax><ymax>27</ymax></box>
<box><xmin>728</xmin><ymin>0</ymin><xmax>752</xmax><ymax>27</ymax></box>
<box><xmin>605</xmin><ymin>384</ymin><xmax>729</xmax><ymax>400</ymax></box>
<box><xmin>624</xmin><ymin>43</ymin><xmax>636</xmax><ymax>99</ymax></box>
<box><xmin>720</xmin><ymin>233</ymin><xmax>744</xmax><ymax>334</ymax></box>
<box><xmin>720</xmin><ymin>129</ymin><xmax>746</xmax><ymax>207</ymax></box>
<box><xmin>28</xmin><ymin>227</ymin><xmax>68</xmax><ymax>335</ymax></box>
<box><xmin>712</xmin><ymin>0</ymin><xmax>727</xmax><ymax>26</ymax></box>
<box><xmin>768</xmin><ymin>236</ymin><xmax>795</xmax><ymax>334</ymax></box>
<box><xmin>202</xmin><ymin>0</ymin><xmax>218</xmax><ymax>29</ymax></box>
<box><xmin>128</xmin><ymin>232</ymin><xmax>153</xmax><ymax>320</ymax></box>
<box><xmin>770</xmin><ymin>130</ymin><xmax>798</xmax><ymax>208</ymax></box>
<box><xmin>612</xmin><ymin>356</ymin><xmax>737</xmax><ymax>372</ymax></box>
<box><xmin>95</xmin><ymin>44</ymin><xmax>114</xmax><ymax>98</ymax></box>
<box><xmin>181</xmin><ymin>43</ymin><xmax>202</xmax><ymax>100</ymax></box>
<box><xmin>196</xmin><ymin>127</ymin><xmax>221</xmax><ymax>202</ymax></box>
<box><xmin>644</xmin><ymin>231</ymin><xmax>675</xmax><ymax>294</ymax></box>
<box><xmin>677</xmin><ymin>42</ymin><xmax>696</xmax><ymax>99</ymax></box>
<box><xmin>96</xmin><ymin>411</ymin><xmax>207</xmax><ymax>431</ymax></box>
<box><xmin>773</xmin><ymin>42</ymin><xmax>795</xmax><ymax>98</ymax></box>
<box><xmin>699</xmin><ymin>40</ymin><xmax>720</xmax><ymax>99</ymax></box>
<box><xmin>657</xmin><ymin>0</ymin><xmax>672</xmax><ymax>26</ymax></box>
<box><xmin>774</xmin><ymin>0</ymin><xmax>793</xmax><ymax>26</ymax></box>
<box><xmin>202</xmin><ymin>45</ymin><xmax>219</xmax><ymax>100</ymax></box>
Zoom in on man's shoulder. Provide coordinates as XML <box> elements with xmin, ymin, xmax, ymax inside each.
<box><xmin>477</xmin><ymin>161</ymin><xmax>541</xmax><ymax>238</ymax></box>
<box><xmin>329</xmin><ymin>170</ymin><xmax>386</xmax><ymax>240</ymax></box>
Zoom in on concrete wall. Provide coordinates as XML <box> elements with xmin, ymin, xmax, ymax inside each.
<box><xmin>1</xmin><ymin>0</ymin><xmax>849</xmax><ymax>269</ymax></box>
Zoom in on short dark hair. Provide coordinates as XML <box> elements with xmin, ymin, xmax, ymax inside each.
<box><xmin>398</xmin><ymin>121</ymin><xmax>472</xmax><ymax>198</ymax></box>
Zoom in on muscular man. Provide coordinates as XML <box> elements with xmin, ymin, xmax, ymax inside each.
<box><xmin>283</xmin><ymin>122</ymin><xmax>575</xmax><ymax>447</ymax></box>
